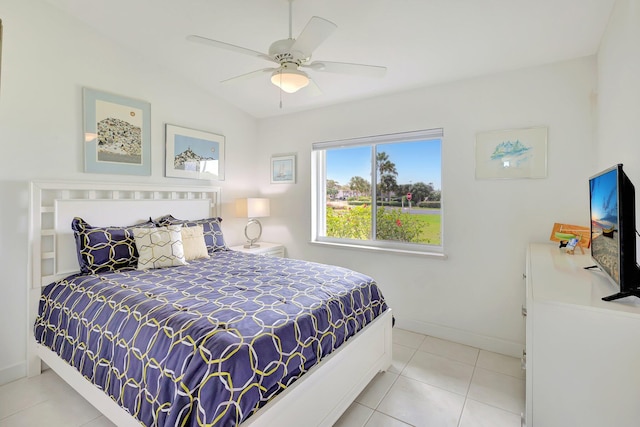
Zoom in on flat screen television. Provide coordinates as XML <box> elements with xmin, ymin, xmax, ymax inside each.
<box><xmin>588</xmin><ymin>163</ymin><xmax>640</xmax><ymax>301</ymax></box>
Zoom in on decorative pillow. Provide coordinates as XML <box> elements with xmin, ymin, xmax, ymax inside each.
<box><xmin>156</xmin><ymin>215</ymin><xmax>227</xmax><ymax>253</ymax></box>
<box><xmin>181</xmin><ymin>225</ymin><xmax>210</xmax><ymax>261</ymax></box>
<box><xmin>71</xmin><ymin>217</ymin><xmax>156</xmax><ymax>274</ymax></box>
<box><xmin>132</xmin><ymin>225</ymin><xmax>187</xmax><ymax>270</ymax></box>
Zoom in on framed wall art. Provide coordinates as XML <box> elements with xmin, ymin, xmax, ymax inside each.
<box><xmin>83</xmin><ymin>88</ymin><xmax>151</xmax><ymax>175</ymax></box>
<box><xmin>165</xmin><ymin>124</ymin><xmax>225</xmax><ymax>181</ymax></box>
<box><xmin>271</xmin><ymin>154</ymin><xmax>296</xmax><ymax>184</ymax></box>
<box><xmin>475</xmin><ymin>127</ymin><xmax>548</xmax><ymax>179</ymax></box>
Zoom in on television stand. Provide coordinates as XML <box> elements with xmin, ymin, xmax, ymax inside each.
<box><xmin>602</xmin><ymin>290</ymin><xmax>640</xmax><ymax>301</ymax></box>
<box><xmin>583</xmin><ymin>266</ymin><xmax>640</xmax><ymax>301</ymax></box>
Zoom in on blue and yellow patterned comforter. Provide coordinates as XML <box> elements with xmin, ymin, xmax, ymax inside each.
<box><xmin>34</xmin><ymin>250</ymin><xmax>387</xmax><ymax>426</ymax></box>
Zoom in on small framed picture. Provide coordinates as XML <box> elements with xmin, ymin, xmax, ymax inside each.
<box><xmin>83</xmin><ymin>88</ymin><xmax>151</xmax><ymax>175</ymax></box>
<box><xmin>165</xmin><ymin>124</ymin><xmax>225</xmax><ymax>181</ymax></box>
<box><xmin>271</xmin><ymin>154</ymin><xmax>296</xmax><ymax>184</ymax></box>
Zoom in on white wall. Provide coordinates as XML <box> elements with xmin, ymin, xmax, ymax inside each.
<box><xmin>258</xmin><ymin>57</ymin><xmax>598</xmax><ymax>356</ymax></box>
<box><xmin>598</xmin><ymin>0</ymin><xmax>640</xmax><ymax>278</ymax></box>
<box><xmin>597</xmin><ymin>0</ymin><xmax>640</xmax><ymax>182</ymax></box>
<box><xmin>0</xmin><ymin>0</ymin><xmax>259</xmax><ymax>385</ymax></box>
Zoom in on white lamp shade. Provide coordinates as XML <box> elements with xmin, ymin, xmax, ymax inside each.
<box><xmin>235</xmin><ymin>198</ymin><xmax>270</xmax><ymax>218</ymax></box>
<box><xmin>271</xmin><ymin>68</ymin><xmax>310</xmax><ymax>93</ymax></box>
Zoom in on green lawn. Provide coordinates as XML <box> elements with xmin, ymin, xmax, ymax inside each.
<box><xmin>412</xmin><ymin>211</ymin><xmax>441</xmax><ymax>245</ymax></box>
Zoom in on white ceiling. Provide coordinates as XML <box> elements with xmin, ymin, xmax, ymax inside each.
<box><xmin>44</xmin><ymin>0</ymin><xmax>615</xmax><ymax>119</ymax></box>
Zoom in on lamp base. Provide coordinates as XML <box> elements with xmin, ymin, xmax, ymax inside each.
<box><xmin>243</xmin><ymin>219</ymin><xmax>263</xmax><ymax>250</ymax></box>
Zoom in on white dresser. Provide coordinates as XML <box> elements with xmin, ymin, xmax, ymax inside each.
<box><xmin>230</xmin><ymin>241</ymin><xmax>285</xmax><ymax>258</ymax></box>
<box><xmin>524</xmin><ymin>243</ymin><xmax>640</xmax><ymax>427</ymax></box>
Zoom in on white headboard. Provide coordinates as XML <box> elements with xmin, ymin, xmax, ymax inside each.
<box><xmin>28</xmin><ymin>181</ymin><xmax>222</xmax><ymax>288</ymax></box>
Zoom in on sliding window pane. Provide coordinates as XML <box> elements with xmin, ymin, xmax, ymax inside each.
<box><xmin>325</xmin><ymin>146</ymin><xmax>372</xmax><ymax>240</ymax></box>
<box><xmin>375</xmin><ymin>140</ymin><xmax>441</xmax><ymax>245</ymax></box>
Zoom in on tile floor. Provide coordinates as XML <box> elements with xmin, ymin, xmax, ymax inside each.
<box><xmin>0</xmin><ymin>329</ymin><xmax>524</xmax><ymax>427</ymax></box>
<box><xmin>334</xmin><ymin>328</ymin><xmax>525</xmax><ymax>427</ymax></box>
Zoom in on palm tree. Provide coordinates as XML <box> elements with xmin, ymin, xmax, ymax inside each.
<box><xmin>376</xmin><ymin>152</ymin><xmax>398</xmax><ymax>205</ymax></box>
<box><xmin>379</xmin><ymin>174</ymin><xmax>398</xmax><ymax>205</ymax></box>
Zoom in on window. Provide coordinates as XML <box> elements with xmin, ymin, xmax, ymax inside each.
<box><xmin>312</xmin><ymin>129</ymin><xmax>443</xmax><ymax>254</ymax></box>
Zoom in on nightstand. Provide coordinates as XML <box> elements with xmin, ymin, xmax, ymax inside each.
<box><xmin>230</xmin><ymin>241</ymin><xmax>285</xmax><ymax>258</ymax></box>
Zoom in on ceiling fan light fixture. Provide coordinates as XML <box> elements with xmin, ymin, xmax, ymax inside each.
<box><xmin>271</xmin><ymin>67</ymin><xmax>309</xmax><ymax>93</ymax></box>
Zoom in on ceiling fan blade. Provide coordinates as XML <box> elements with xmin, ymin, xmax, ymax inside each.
<box><xmin>305</xmin><ymin>78</ymin><xmax>323</xmax><ymax>97</ymax></box>
<box><xmin>291</xmin><ymin>17</ymin><xmax>337</xmax><ymax>57</ymax></box>
<box><xmin>221</xmin><ymin>67</ymin><xmax>276</xmax><ymax>84</ymax></box>
<box><xmin>187</xmin><ymin>35</ymin><xmax>275</xmax><ymax>63</ymax></box>
<box><xmin>305</xmin><ymin>61</ymin><xmax>387</xmax><ymax>78</ymax></box>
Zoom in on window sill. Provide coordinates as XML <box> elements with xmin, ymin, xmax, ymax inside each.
<box><xmin>309</xmin><ymin>240</ymin><xmax>448</xmax><ymax>259</ymax></box>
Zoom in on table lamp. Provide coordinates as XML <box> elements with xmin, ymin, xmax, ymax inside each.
<box><xmin>235</xmin><ymin>198</ymin><xmax>270</xmax><ymax>248</ymax></box>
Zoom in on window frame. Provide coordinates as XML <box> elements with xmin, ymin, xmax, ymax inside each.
<box><xmin>311</xmin><ymin>129</ymin><xmax>445</xmax><ymax>257</ymax></box>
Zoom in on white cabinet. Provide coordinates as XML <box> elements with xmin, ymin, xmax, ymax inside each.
<box><xmin>524</xmin><ymin>243</ymin><xmax>640</xmax><ymax>427</ymax></box>
<box><xmin>230</xmin><ymin>241</ymin><xmax>285</xmax><ymax>258</ymax></box>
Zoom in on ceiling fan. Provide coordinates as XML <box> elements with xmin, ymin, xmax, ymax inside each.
<box><xmin>187</xmin><ymin>0</ymin><xmax>387</xmax><ymax>94</ymax></box>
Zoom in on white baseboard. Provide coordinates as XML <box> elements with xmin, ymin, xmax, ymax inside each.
<box><xmin>0</xmin><ymin>361</ymin><xmax>26</xmax><ymax>386</ymax></box>
<box><xmin>398</xmin><ymin>318</ymin><xmax>524</xmax><ymax>358</ymax></box>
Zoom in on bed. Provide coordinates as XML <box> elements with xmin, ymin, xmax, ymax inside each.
<box><xmin>27</xmin><ymin>181</ymin><xmax>393</xmax><ymax>427</ymax></box>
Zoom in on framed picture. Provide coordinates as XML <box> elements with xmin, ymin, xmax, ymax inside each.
<box><xmin>271</xmin><ymin>154</ymin><xmax>296</xmax><ymax>184</ymax></box>
<box><xmin>165</xmin><ymin>124</ymin><xmax>225</xmax><ymax>180</ymax></box>
<box><xmin>475</xmin><ymin>127</ymin><xmax>547</xmax><ymax>179</ymax></box>
<box><xmin>83</xmin><ymin>88</ymin><xmax>151</xmax><ymax>175</ymax></box>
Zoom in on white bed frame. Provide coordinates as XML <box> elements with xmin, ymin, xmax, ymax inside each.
<box><xmin>27</xmin><ymin>180</ymin><xmax>393</xmax><ymax>427</ymax></box>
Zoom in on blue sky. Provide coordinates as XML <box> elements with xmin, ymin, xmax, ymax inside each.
<box><xmin>326</xmin><ymin>139</ymin><xmax>442</xmax><ymax>189</ymax></box>
<box><xmin>174</xmin><ymin>135</ymin><xmax>220</xmax><ymax>160</ymax></box>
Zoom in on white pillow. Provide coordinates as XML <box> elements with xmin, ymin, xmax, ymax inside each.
<box><xmin>133</xmin><ymin>225</ymin><xmax>187</xmax><ymax>270</ymax></box>
<box><xmin>181</xmin><ymin>225</ymin><xmax>210</xmax><ymax>261</ymax></box>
